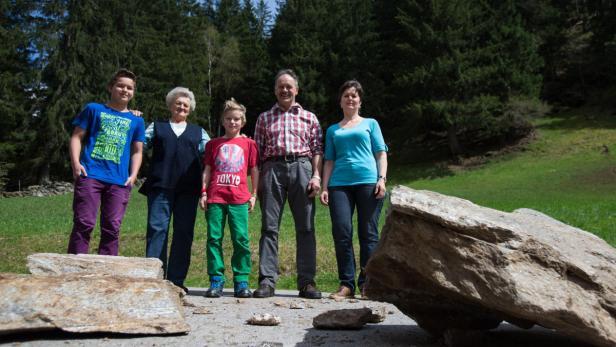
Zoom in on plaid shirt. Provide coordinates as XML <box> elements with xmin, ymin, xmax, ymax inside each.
<box><xmin>254</xmin><ymin>103</ymin><xmax>323</xmax><ymax>162</ymax></box>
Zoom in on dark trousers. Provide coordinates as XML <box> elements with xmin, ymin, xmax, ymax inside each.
<box><xmin>67</xmin><ymin>177</ymin><xmax>131</xmax><ymax>256</ymax></box>
<box><xmin>258</xmin><ymin>158</ymin><xmax>317</xmax><ymax>289</ymax></box>
<box><xmin>328</xmin><ymin>184</ymin><xmax>384</xmax><ymax>291</ymax></box>
<box><xmin>146</xmin><ymin>188</ymin><xmax>198</xmax><ymax>286</ymax></box>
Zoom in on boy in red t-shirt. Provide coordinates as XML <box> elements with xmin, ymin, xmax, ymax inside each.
<box><xmin>199</xmin><ymin>98</ymin><xmax>259</xmax><ymax>298</ymax></box>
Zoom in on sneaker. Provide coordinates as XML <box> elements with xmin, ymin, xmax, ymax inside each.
<box><xmin>234</xmin><ymin>281</ymin><xmax>252</xmax><ymax>298</ymax></box>
<box><xmin>253</xmin><ymin>283</ymin><xmax>275</xmax><ymax>298</ymax></box>
<box><xmin>205</xmin><ymin>276</ymin><xmax>224</xmax><ymax>298</ymax></box>
<box><xmin>298</xmin><ymin>283</ymin><xmax>322</xmax><ymax>299</ymax></box>
<box><xmin>328</xmin><ymin>285</ymin><xmax>354</xmax><ymax>300</ymax></box>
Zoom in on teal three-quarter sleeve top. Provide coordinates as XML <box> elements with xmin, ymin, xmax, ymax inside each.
<box><xmin>324</xmin><ymin>118</ymin><xmax>388</xmax><ymax>187</ymax></box>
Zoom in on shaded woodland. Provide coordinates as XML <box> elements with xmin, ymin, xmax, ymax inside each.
<box><xmin>1</xmin><ymin>0</ymin><xmax>615</xmax><ymax>190</ymax></box>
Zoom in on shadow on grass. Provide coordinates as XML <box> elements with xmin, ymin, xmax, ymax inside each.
<box><xmin>388</xmin><ymin>160</ymin><xmax>455</xmax><ymax>185</ymax></box>
<box><xmin>535</xmin><ymin>105</ymin><xmax>616</xmax><ymax>131</ymax></box>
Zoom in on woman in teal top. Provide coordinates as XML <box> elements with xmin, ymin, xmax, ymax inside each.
<box><xmin>320</xmin><ymin>80</ymin><xmax>388</xmax><ymax>300</ymax></box>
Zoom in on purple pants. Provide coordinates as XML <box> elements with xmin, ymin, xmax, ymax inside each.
<box><xmin>67</xmin><ymin>177</ymin><xmax>131</xmax><ymax>256</ymax></box>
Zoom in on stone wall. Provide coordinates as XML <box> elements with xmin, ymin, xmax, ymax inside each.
<box><xmin>1</xmin><ymin>181</ymin><xmax>74</xmax><ymax>198</ymax></box>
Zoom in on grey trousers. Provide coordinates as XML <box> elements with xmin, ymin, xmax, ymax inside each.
<box><xmin>257</xmin><ymin>158</ymin><xmax>316</xmax><ymax>289</ymax></box>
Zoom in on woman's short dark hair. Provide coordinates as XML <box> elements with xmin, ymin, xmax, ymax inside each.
<box><xmin>338</xmin><ymin>80</ymin><xmax>363</xmax><ymax>101</ymax></box>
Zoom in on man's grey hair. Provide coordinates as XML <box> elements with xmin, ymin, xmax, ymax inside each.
<box><xmin>274</xmin><ymin>69</ymin><xmax>299</xmax><ymax>89</ymax></box>
<box><xmin>166</xmin><ymin>87</ymin><xmax>196</xmax><ymax>111</ymax></box>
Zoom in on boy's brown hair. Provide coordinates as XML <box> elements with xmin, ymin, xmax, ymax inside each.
<box><xmin>220</xmin><ymin>98</ymin><xmax>247</xmax><ymax>125</ymax></box>
<box><xmin>107</xmin><ymin>68</ymin><xmax>137</xmax><ymax>89</ymax></box>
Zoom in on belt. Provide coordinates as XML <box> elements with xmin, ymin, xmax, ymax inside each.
<box><xmin>266</xmin><ymin>155</ymin><xmax>308</xmax><ymax>162</ymax></box>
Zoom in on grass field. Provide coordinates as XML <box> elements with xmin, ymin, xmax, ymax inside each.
<box><xmin>1</xmin><ymin>104</ymin><xmax>615</xmax><ymax>292</ymax></box>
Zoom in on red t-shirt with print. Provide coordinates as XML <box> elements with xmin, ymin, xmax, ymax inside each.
<box><xmin>203</xmin><ymin>136</ymin><xmax>258</xmax><ymax>204</ymax></box>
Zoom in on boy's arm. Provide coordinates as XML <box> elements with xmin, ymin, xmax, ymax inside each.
<box><xmin>248</xmin><ymin>166</ymin><xmax>259</xmax><ymax>212</ymax></box>
<box><xmin>125</xmin><ymin>141</ymin><xmax>143</xmax><ymax>187</ymax></box>
<box><xmin>199</xmin><ymin>165</ymin><xmax>212</xmax><ymax>210</ymax></box>
<box><xmin>69</xmin><ymin>127</ymin><xmax>87</xmax><ymax>179</ymax></box>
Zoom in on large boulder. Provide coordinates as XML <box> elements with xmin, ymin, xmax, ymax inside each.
<box><xmin>27</xmin><ymin>253</ymin><xmax>164</xmax><ymax>279</ymax></box>
<box><xmin>1</xmin><ymin>253</ymin><xmax>188</xmax><ymax>336</ymax></box>
<box><xmin>0</xmin><ymin>273</ymin><xmax>189</xmax><ymax>335</ymax></box>
<box><xmin>365</xmin><ymin>185</ymin><xmax>616</xmax><ymax>347</ymax></box>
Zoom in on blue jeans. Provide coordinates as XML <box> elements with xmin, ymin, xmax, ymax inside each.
<box><xmin>328</xmin><ymin>184</ymin><xmax>385</xmax><ymax>292</ymax></box>
<box><xmin>146</xmin><ymin>188</ymin><xmax>199</xmax><ymax>286</ymax></box>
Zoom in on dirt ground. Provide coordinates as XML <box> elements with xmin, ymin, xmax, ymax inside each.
<box><xmin>0</xmin><ymin>288</ymin><xmax>595</xmax><ymax>347</ymax></box>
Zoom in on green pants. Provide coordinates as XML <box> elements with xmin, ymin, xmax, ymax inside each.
<box><xmin>206</xmin><ymin>203</ymin><xmax>251</xmax><ymax>282</ymax></box>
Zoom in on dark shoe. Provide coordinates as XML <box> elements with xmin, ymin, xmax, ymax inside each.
<box><xmin>234</xmin><ymin>281</ymin><xmax>252</xmax><ymax>298</ymax></box>
<box><xmin>253</xmin><ymin>283</ymin><xmax>275</xmax><ymax>298</ymax></box>
<box><xmin>178</xmin><ymin>284</ymin><xmax>189</xmax><ymax>295</ymax></box>
<box><xmin>205</xmin><ymin>276</ymin><xmax>224</xmax><ymax>298</ymax></box>
<box><xmin>329</xmin><ymin>285</ymin><xmax>354</xmax><ymax>300</ymax></box>
<box><xmin>358</xmin><ymin>284</ymin><xmax>368</xmax><ymax>300</ymax></box>
<box><xmin>299</xmin><ymin>283</ymin><xmax>322</xmax><ymax>299</ymax></box>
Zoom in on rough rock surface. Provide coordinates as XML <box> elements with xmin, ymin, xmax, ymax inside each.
<box><xmin>0</xmin><ymin>273</ymin><xmax>189</xmax><ymax>335</ymax></box>
<box><xmin>27</xmin><ymin>253</ymin><xmax>164</xmax><ymax>279</ymax></box>
<box><xmin>365</xmin><ymin>185</ymin><xmax>616</xmax><ymax>347</ymax></box>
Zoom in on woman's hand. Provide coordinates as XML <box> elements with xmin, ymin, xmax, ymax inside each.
<box><xmin>199</xmin><ymin>194</ymin><xmax>208</xmax><ymax>211</ymax></box>
<box><xmin>320</xmin><ymin>190</ymin><xmax>329</xmax><ymax>206</ymax></box>
<box><xmin>375</xmin><ymin>179</ymin><xmax>386</xmax><ymax>199</ymax></box>
<box><xmin>130</xmin><ymin>109</ymin><xmax>143</xmax><ymax>117</ymax></box>
<box><xmin>248</xmin><ymin>196</ymin><xmax>257</xmax><ymax>212</ymax></box>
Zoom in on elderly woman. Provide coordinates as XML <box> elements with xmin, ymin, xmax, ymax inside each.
<box><xmin>139</xmin><ymin>87</ymin><xmax>210</xmax><ymax>293</ymax></box>
<box><xmin>320</xmin><ymin>80</ymin><xmax>388</xmax><ymax>299</ymax></box>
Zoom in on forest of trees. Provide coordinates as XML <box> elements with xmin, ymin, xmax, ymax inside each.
<box><xmin>1</xmin><ymin>0</ymin><xmax>615</xmax><ymax>190</ymax></box>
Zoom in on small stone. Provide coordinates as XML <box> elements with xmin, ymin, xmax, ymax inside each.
<box><xmin>193</xmin><ymin>307</ymin><xmax>212</xmax><ymax>315</ymax></box>
<box><xmin>312</xmin><ymin>308</ymin><xmax>373</xmax><ymax>330</ymax></box>
<box><xmin>246</xmin><ymin>313</ymin><xmax>281</xmax><ymax>326</ymax></box>
<box><xmin>366</xmin><ymin>307</ymin><xmax>387</xmax><ymax>323</ymax></box>
<box><xmin>289</xmin><ymin>301</ymin><xmax>305</xmax><ymax>309</ymax></box>
<box><xmin>182</xmin><ymin>299</ymin><xmax>196</xmax><ymax>307</ymax></box>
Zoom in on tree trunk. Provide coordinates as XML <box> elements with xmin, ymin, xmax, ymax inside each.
<box><xmin>38</xmin><ymin>162</ymin><xmax>51</xmax><ymax>185</ymax></box>
<box><xmin>447</xmin><ymin>125</ymin><xmax>463</xmax><ymax>156</ymax></box>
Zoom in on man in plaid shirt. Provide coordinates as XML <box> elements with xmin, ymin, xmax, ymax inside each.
<box><xmin>253</xmin><ymin>69</ymin><xmax>324</xmax><ymax>299</ymax></box>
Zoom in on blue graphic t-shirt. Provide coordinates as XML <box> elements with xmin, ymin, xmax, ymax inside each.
<box><xmin>73</xmin><ymin>103</ymin><xmax>146</xmax><ymax>185</ymax></box>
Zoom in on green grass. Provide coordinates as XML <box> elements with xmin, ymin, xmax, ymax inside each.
<box><xmin>1</xmin><ymin>104</ymin><xmax>615</xmax><ymax>291</ymax></box>
<box><xmin>393</xmin><ymin>105</ymin><xmax>616</xmax><ymax>245</ymax></box>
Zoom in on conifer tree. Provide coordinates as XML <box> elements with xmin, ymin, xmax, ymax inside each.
<box><xmin>269</xmin><ymin>0</ymin><xmax>381</xmax><ymax>124</ymax></box>
<box><xmin>0</xmin><ymin>0</ymin><xmax>36</xmax><ymax>188</ymax></box>
<box><xmin>392</xmin><ymin>0</ymin><xmax>542</xmax><ymax>155</ymax></box>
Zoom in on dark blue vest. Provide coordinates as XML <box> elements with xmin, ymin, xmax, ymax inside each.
<box><xmin>140</xmin><ymin>121</ymin><xmax>203</xmax><ymax>194</ymax></box>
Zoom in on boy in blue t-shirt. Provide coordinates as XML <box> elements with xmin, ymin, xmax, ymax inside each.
<box><xmin>67</xmin><ymin>69</ymin><xmax>145</xmax><ymax>256</ymax></box>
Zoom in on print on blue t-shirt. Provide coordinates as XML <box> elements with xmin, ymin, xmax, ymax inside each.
<box><xmin>73</xmin><ymin>103</ymin><xmax>146</xmax><ymax>186</ymax></box>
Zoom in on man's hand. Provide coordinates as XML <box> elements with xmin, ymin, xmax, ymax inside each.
<box><xmin>307</xmin><ymin>177</ymin><xmax>320</xmax><ymax>198</ymax></box>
